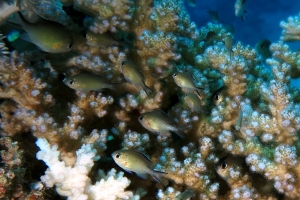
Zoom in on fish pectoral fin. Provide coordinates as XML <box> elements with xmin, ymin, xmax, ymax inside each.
<box><xmin>136</xmin><ymin>172</ymin><xmax>148</xmax><ymax>179</ymax></box>
<box><xmin>160</xmin><ymin>131</ymin><xmax>171</xmax><ymax>137</ymax></box>
<box><xmin>20</xmin><ymin>33</ymin><xmax>32</xmax><ymax>43</ymax></box>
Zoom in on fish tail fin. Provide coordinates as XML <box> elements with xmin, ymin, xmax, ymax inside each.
<box><xmin>173</xmin><ymin>129</ymin><xmax>185</xmax><ymax>138</ymax></box>
<box><xmin>151</xmin><ymin>169</ymin><xmax>167</xmax><ymax>182</ymax></box>
<box><xmin>174</xmin><ymin>124</ymin><xmax>191</xmax><ymax>138</ymax></box>
<box><xmin>142</xmin><ymin>84</ymin><xmax>153</xmax><ymax>96</ymax></box>
<box><xmin>195</xmin><ymin>88</ymin><xmax>205</xmax><ymax>96</ymax></box>
<box><xmin>108</xmin><ymin>82</ymin><xmax>122</xmax><ymax>91</ymax></box>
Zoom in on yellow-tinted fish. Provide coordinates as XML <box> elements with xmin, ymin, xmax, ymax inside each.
<box><xmin>111</xmin><ymin>150</ymin><xmax>166</xmax><ymax>182</ymax></box>
<box><xmin>214</xmin><ymin>156</ymin><xmax>243</xmax><ymax>182</ymax></box>
<box><xmin>224</xmin><ymin>35</ymin><xmax>233</xmax><ymax>58</ymax></box>
<box><xmin>121</xmin><ymin>60</ymin><xmax>152</xmax><ymax>95</ymax></box>
<box><xmin>183</xmin><ymin>93</ymin><xmax>204</xmax><ymax>113</ymax></box>
<box><xmin>255</xmin><ymin>39</ymin><xmax>271</xmax><ymax>61</ymax></box>
<box><xmin>212</xmin><ymin>86</ymin><xmax>225</xmax><ymax>105</ymax></box>
<box><xmin>207</xmin><ymin>9</ymin><xmax>219</xmax><ymax>22</ymax></box>
<box><xmin>215</xmin><ymin>156</ymin><xmax>279</xmax><ymax>196</ymax></box>
<box><xmin>185</xmin><ymin>0</ymin><xmax>196</xmax><ymax>7</ymax></box>
<box><xmin>15</xmin><ymin>12</ymin><xmax>73</xmax><ymax>53</ymax></box>
<box><xmin>173</xmin><ymin>72</ymin><xmax>204</xmax><ymax>95</ymax></box>
<box><xmin>63</xmin><ymin>74</ymin><xmax>115</xmax><ymax>92</ymax></box>
<box><xmin>205</xmin><ymin>31</ymin><xmax>216</xmax><ymax>45</ymax></box>
<box><xmin>86</xmin><ymin>31</ymin><xmax>120</xmax><ymax>47</ymax></box>
<box><xmin>175</xmin><ymin>189</ymin><xmax>197</xmax><ymax>200</ymax></box>
<box><xmin>234</xmin><ymin>0</ymin><xmax>247</xmax><ymax>21</ymax></box>
<box><xmin>138</xmin><ymin>109</ymin><xmax>185</xmax><ymax>138</ymax></box>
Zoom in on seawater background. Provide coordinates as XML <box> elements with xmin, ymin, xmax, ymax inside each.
<box><xmin>185</xmin><ymin>0</ymin><xmax>300</xmax><ymax>87</ymax></box>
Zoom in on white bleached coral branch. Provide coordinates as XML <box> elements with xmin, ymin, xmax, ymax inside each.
<box><xmin>36</xmin><ymin>138</ymin><xmax>136</xmax><ymax>200</ymax></box>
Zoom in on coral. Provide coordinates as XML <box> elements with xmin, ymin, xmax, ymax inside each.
<box><xmin>280</xmin><ymin>12</ymin><xmax>300</xmax><ymax>42</ymax></box>
<box><xmin>1</xmin><ymin>0</ymin><xmax>300</xmax><ymax>199</ymax></box>
<box><xmin>35</xmin><ymin>138</ymin><xmax>138</xmax><ymax>200</ymax></box>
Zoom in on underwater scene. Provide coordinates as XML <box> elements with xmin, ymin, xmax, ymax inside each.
<box><xmin>1</xmin><ymin>0</ymin><xmax>300</xmax><ymax>199</ymax></box>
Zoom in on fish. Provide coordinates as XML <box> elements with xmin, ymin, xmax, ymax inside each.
<box><xmin>183</xmin><ymin>93</ymin><xmax>204</xmax><ymax>113</ymax></box>
<box><xmin>63</xmin><ymin>73</ymin><xmax>115</xmax><ymax>92</ymax></box>
<box><xmin>215</xmin><ymin>156</ymin><xmax>281</xmax><ymax>197</ymax></box>
<box><xmin>235</xmin><ymin>107</ymin><xmax>243</xmax><ymax>130</ymax></box>
<box><xmin>120</xmin><ymin>60</ymin><xmax>152</xmax><ymax>95</ymax></box>
<box><xmin>207</xmin><ymin>9</ymin><xmax>219</xmax><ymax>22</ymax></box>
<box><xmin>86</xmin><ymin>31</ymin><xmax>120</xmax><ymax>47</ymax></box>
<box><xmin>205</xmin><ymin>31</ymin><xmax>216</xmax><ymax>45</ymax></box>
<box><xmin>234</xmin><ymin>0</ymin><xmax>247</xmax><ymax>21</ymax></box>
<box><xmin>138</xmin><ymin>109</ymin><xmax>185</xmax><ymax>138</ymax></box>
<box><xmin>224</xmin><ymin>35</ymin><xmax>233</xmax><ymax>58</ymax></box>
<box><xmin>12</xmin><ymin>12</ymin><xmax>73</xmax><ymax>53</ymax></box>
<box><xmin>0</xmin><ymin>1</ymin><xmax>19</xmax><ymax>26</ymax></box>
<box><xmin>211</xmin><ymin>86</ymin><xmax>225</xmax><ymax>105</ymax></box>
<box><xmin>172</xmin><ymin>72</ymin><xmax>204</xmax><ymax>95</ymax></box>
<box><xmin>255</xmin><ymin>39</ymin><xmax>271</xmax><ymax>61</ymax></box>
<box><xmin>185</xmin><ymin>0</ymin><xmax>196</xmax><ymax>7</ymax></box>
<box><xmin>111</xmin><ymin>150</ymin><xmax>166</xmax><ymax>182</ymax></box>
<box><xmin>175</xmin><ymin>189</ymin><xmax>197</xmax><ymax>200</ymax></box>
<box><xmin>214</xmin><ymin>156</ymin><xmax>244</xmax><ymax>182</ymax></box>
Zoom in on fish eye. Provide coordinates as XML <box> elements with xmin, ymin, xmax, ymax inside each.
<box><xmin>173</xmin><ymin>73</ymin><xmax>177</xmax><ymax>77</ymax></box>
<box><xmin>68</xmin><ymin>42</ymin><xmax>74</xmax><ymax>49</ymax></box>
<box><xmin>221</xmin><ymin>161</ymin><xmax>227</xmax><ymax>169</ymax></box>
<box><xmin>115</xmin><ymin>153</ymin><xmax>121</xmax><ymax>159</ymax></box>
<box><xmin>214</xmin><ymin>93</ymin><xmax>219</xmax><ymax>100</ymax></box>
<box><xmin>121</xmin><ymin>61</ymin><xmax>125</xmax><ymax>66</ymax></box>
<box><xmin>139</xmin><ymin>116</ymin><xmax>144</xmax><ymax>121</ymax></box>
<box><xmin>69</xmin><ymin>80</ymin><xmax>75</xmax><ymax>85</ymax></box>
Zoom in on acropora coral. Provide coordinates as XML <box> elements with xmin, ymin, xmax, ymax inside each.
<box><xmin>0</xmin><ymin>0</ymin><xmax>300</xmax><ymax>199</ymax></box>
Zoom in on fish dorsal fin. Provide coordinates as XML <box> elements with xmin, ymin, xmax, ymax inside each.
<box><xmin>135</xmin><ymin>150</ymin><xmax>153</xmax><ymax>163</ymax></box>
<box><xmin>154</xmin><ymin>109</ymin><xmax>169</xmax><ymax>117</ymax></box>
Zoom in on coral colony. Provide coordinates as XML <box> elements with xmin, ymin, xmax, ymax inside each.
<box><xmin>0</xmin><ymin>0</ymin><xmax>300</xmax><ymax>199</ymax></box>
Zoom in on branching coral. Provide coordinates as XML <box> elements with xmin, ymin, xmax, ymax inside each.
<box><xmin>1</xmin><ymin>0</ymin><xmax>300</xmax><ymax>199</ymax></box>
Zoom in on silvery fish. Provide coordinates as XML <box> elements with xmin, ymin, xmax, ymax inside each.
<box><xmin>175</xmin><ymin>189</ymin><xmax>197</xmax><ymax>200</ymax></box>
<box><xmin>120</xmin><ymin>60</ymin><xmax>152</xmax><ymax>95</ymax></box>
<box><xmin>63</xmin><ymin>74</ymin><xmax>115</xmax><ymax>92</ymax></box>
<box><xmin>173</xmin><ymin>72</ymin><xmax>204</xmax><ymax>95</ymax></box>
<box><xmin>183</xmin><ymin>93</ymin><xmax>204</xmax><ymax>113</ymax></box>
<box><xmin>235</xmin><ymin>0</ymin><xmax>247</xmax><ymax>21</ymax></box>
<box><xmin>224</xmin><ymin>35</ymin><xmax>233</xmax><ymax>58</ymax></box>
<box><xmin>138</xmin><ymin>109</ymin><xmax>185</xmax><ymax>138</ymax></box>
<box><xmin>235</xmin><ymin>107</ymin><xmax>244</xmax><ymax>130</ymax></box>
<box><xmin>14</xmin><ymin>12</ymin><xmax>73</xmax><ymax>53</ymax></box>
<box><xmin>111</xmin><ymin>150</ymin><xmax>166</xmax><ymax>182</ymax></box>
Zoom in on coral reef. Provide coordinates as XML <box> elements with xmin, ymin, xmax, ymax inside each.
<box><xmin>1</xmin><ymin>0</ymin><xmax>300</xmax><ymax>199</ymax></box>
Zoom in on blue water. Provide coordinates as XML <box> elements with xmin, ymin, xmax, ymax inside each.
<box><xmin>185</xmin><ymin>0</ymin><xmax>300</xmax><ymax>50</ymax></box>
<box><xmin>186</xmin><ymin>0</ymin><xmax>300</xmax><ymax>87</ymax></box>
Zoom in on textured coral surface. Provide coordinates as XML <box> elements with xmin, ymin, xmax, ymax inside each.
<box><xmin>1</xmin><ymin>0</ymin><xmax>300</xmax><ymax>199</ymax></box>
